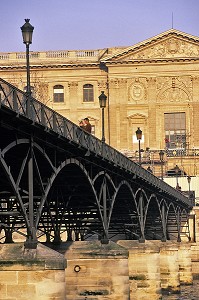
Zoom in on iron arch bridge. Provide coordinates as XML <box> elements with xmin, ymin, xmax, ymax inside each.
<box><xmin>0</xmin><ymin>78</ymin><xmax>193</xmax><ymax>248</ymax></box>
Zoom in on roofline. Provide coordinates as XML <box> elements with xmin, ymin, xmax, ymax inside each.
<box><xmin>101</xmin><ymin>28</ymin><xmax>199</xmax><ymax>62</ymax></box>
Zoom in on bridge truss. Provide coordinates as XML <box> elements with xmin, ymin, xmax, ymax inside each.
<box><xmin>0</xmin><ymin>78</ymin><xmax>193</xmax><ymax>248</ymax></box>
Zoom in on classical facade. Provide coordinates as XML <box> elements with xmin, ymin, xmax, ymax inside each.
<box><xmin>1</xmin><ymin>28</ymin><xmax>199</xmax><ymax>184</ymax></box>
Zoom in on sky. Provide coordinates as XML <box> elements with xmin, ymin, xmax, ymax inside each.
<box><xmin>1</xmin><ymin>0</ymin><xmax>199</xmax><ymax>53</ymax></box>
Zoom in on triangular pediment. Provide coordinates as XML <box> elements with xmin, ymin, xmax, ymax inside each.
<box><xmin>101</xmin><ymin>29</ymin><xmax>199</xmax><ymax>62</ymax></box>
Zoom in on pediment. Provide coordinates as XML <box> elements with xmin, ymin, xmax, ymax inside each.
<box><xmin>102</xmin><ymin>29</ymin><xmax>199</xmax><ymax>62</ymax></box>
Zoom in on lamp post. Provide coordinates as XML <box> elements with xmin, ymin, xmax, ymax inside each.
<box><xmin>174</xmin><ymin>164</ymin><xmax>181</xmax><ymax>190</ymax></box>
<box><xmin>99</xmin><ymin>91</ymin><xmax>107</xmax><ymax>143</ymax></box>
<box><xmin>136</xmin><ymin>127</ymin><xmax>142</xmax><ymax>164</ymax></box>
<box><xmin>21</xmin><ymin>20</ymin><xmax>36</xmax><ymax>249</ymax></box>
<box><xmin>21</xmin><ymin>19</ymin><xmax>34</xmax><ymax>98</ymax></box>
<box><xmin>159</xmin><ymin>150</ymin><xmax>164</xmax><ymax>180</ymax></box>
<box><xmin>187</xmin><ymin>175</ymin><xmax>191</xmax><ymax>203</ymax></box>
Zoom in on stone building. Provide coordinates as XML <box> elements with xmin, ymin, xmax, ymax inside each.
<box><xmin>1</xmin><ymin>28</ymin><xmax>199</xmax><ymax>183</ymax></box>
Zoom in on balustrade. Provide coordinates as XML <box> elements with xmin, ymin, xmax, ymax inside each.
<box><xmin>0</xmin><ymin>49</ymin><xmax>100</xmax><ymax>62</ymax></box>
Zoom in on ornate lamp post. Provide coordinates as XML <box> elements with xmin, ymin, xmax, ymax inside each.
<box><xmin>136</xmin><ymin>127</ymin><xmax>142</xmax><ymax>164</ymax></box>
<box><xmin>187</xmin><ymin>175</ymin><xmax>191</xmax><ymax>202</ymax></box>
<box><xmin>99</xmin><ymin>91</ymin><xmax>107</xmax><ymax>143</ymax></box>
<box><xmin>159</xmin><ymin>150</ymin><xmax>164</xmax><ymax>180</ymax></box>
<box><xmin>21</xmin><ymin>19</ymin><xmax>34</xmax><ymax>98</ymax></box>
<box><xmin>21</xmin><ymin>19</ymin><xmax>36</xmax><ymax>249</ymax></box>
<box><xmin>174</xmin><ymin>165</ymin><xmax>181</xmax><ymax>190</ymax></box>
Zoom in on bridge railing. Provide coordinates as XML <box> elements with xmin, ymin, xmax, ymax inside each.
<box><xmin>0</xmin><ymin>78</ymin><xmax>191</xmax><ymax>207</ymax></box>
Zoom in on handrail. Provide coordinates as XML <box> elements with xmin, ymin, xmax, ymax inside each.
<box><xmin>0</xmin><ymin>78</ymin><xmax>191</xmax><ymax>208</ymax></box>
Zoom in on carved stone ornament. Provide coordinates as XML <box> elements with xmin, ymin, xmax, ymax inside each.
<box><xmin>109</xmin><ymin>79</ymin><xmax>119</xmax><ymax>89</ymax></box>
<box><xmin>157</xmin><ymin>77</ymin><xmax>192</xmax><ymax>102</ymax></box>
<box><xmin>109</xmin><ymin>78</ymin><xmax>127</xmax><ymax>89</ymax></box>
<box><xmin>131</xmin><ymin>38</ymin><xmax>199</xmax><ymax>59</ymax></box>
<box><xmin>98</xmin><ymin>81</ymin><xmax>107</xmax><ymax>90</ymax></box>
<box><xmin>129</xmin><ymin>81</ymin><xmax>146</xmax><ymax>102</ymax></box>
<box><xmin>159</xmin><ymin>88</ymin><xmax>189</xmax><ymax>102</ymax></box>
<box><xmin>68</xmin><ymin>82</ymin><xmax>78</xmax><ymax>90</ymax></box>
<box><xmin>167</xmin><ymin>38</ymin><xmax>179</xmax><ymax>54</ymax></box>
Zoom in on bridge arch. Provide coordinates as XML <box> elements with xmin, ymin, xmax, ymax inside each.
<box><xmin>166</xmin><ymin>202</ymin><xmax>179</xmax><ymax>240</ymax></box>
<box><xmin>108</xmin><ymin>180</ymin><xmax>139</xmax><ymax>240</ymax></box>
<box><xmin>144</xmin><ymin>194</ymin><xmax>163</xmax><ymax>240</ymax></box>
<box><xmin>0</xmin><ymin>138</ymin><xmax>57</xmax><ymax>237</ymax></box>
<box><xmin>35</xmin><ymin>158</ymin><xmax>108</xmax><ymax>241</ymax></box>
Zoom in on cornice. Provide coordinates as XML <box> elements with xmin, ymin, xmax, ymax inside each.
<box><xmin>0</xmin><ymin>62</ymin><xmax>101</xmax><ymax>70</ymax></box>
<box><xmin>103</xmin><ymin>57</ymin><xmax>199</xmax><ymax>66</ymax></box>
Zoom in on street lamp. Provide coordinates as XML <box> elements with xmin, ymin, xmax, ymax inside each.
<box><xmin>136</xmin><ymin>127</ymin><xmax>142</xmax><ymax>164</ymax></box>
<box><xmin>187</xmin><ymin>175</ymin><xmax>191</xmax><ymax>202</ymax></box>
<box><xmin>159</xmin><ymin>150</ymin><xmax>164</xmax><ymax>180</ymax></box>
<box><xmin>174</xmin><ymin>165</ymin><xmax>181</xmax><ymax>190</ymax></box>
<box><xmin>21</xmin><ymin>19</ymin><xmax>36</xmax><ymax>249</ymax></box>
<box><xmin>21</xmin><ymin>19</ymin><xmax>34</xmax><ymax>98</ymax></box>
<box><xmin>99</xmin><ymin>91</ymin><xmax>107</xmax><ymax>143</ymax></box>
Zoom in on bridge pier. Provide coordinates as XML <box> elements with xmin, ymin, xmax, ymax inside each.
<box><xmin>157</xmin><ymin>242</ymin><xmax>181</xmax><ymax>294</ymax></box>
<box><xmin>0</xmin><ymin>243</ymin><xmax>66</xmax><ymax>300</ymax></box>
<box><xmin>117</xmin><ymin>240</ymin><xmax>193</xmax><ymax>299</ymax></box>
<box><xmin>117</xmin><ymin>240</ymin><xmax>161</xmax><ymax>300</ymax></box>
<box><xmin>61</xmin><ymin>240</ymin><xmax>192</xmax><ymax>299</ymax></box>
<box><xmin>190</xmin><ymin>207</ymin><xmax>199</xmax><ymax>278</ymax></box>
<box><xmin>62</xmin><ymin>241</ymin><xmax>130</xmax><ymax>300</ymax></box>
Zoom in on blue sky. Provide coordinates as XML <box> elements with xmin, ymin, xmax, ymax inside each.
<box><xmin>1</xmin><ymin>0</ymin><xmax>199</xmax><ymax>52</ymax></box>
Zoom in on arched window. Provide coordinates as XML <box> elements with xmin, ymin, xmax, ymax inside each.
<box><xmin>53</xmin><ymin>85</ymin><xmax>64</xmax><ymax>102</ymax></box>
<box><xmin>83</xmin><ymin>84</ymin><xmax>94</xmax><ymax>102</ymax></box>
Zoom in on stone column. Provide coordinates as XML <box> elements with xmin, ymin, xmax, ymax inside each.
<box><xmin>118</xmin><ymin>240</ymin><xmax>161</xmax><ymax>300</ymax></box>
<box><xmin>63</xmin><ymin>241</ymin><xmax>129</xmax><ymax>300</ymax></box>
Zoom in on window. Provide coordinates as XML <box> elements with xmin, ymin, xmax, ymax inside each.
<box><xmin>83</xmin><ymin>84</ymin><xmax>94</xmax><ymax>102</ymax></box>
<box><xmin>53</xmin><ymin>85</ymin><xmax>64</xmax><ymax>102</ymax></box>
<box><xmin>164</xmin><ymin>113</ymin><xmax>186</xmax><ymax>149</ymax></box>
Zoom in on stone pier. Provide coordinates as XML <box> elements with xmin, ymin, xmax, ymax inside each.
<box><xmin>157</xmin><ymin>242</ymin><xmax>180</xmax><ymax>294</ymax></box>
<box><xmin>63</xmin><ymin>241</ymin><xmax>130</xmax><ymax>300</ymax></box>
<box><xmin>190</xmin><ymin>206</ymin><xmax>199</xmax><ymax>278</ymax></box>
<box><xmin>0</xmin><ymin>243</ymin><xmax>66</xmax><ymax>300</ymax></box>
<box><xmin>177</xmin><ymin>243</ymin><xmax>193</xmax><ymax>285</ymax></box>
<box><xmin>61</xmin><ymin>240</ymin><xmax>192</xmax><ymax>299</ymax></box>
<box><xmin>117</xmin><ymin>240</ymin><xmax>161</xmax><ymax>300</ymax></box>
